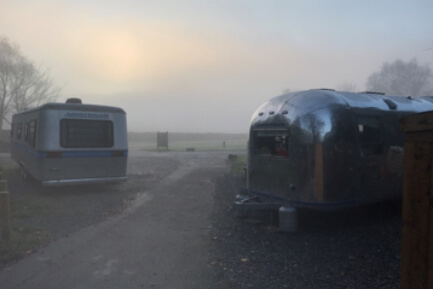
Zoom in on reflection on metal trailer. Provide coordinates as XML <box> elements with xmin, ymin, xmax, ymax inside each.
<box><xmin>236</xmin><ymin>89</ymin><xmax>433</xmax><ymax>218</ymax></box>
<box><xmin>10</xmin><ymin>98</ymin><xmax>128</xmax><ymax>186</ymax></box>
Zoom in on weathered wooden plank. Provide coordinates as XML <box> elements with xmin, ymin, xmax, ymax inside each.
<box><xmin>405</xmin><ymin>131</ymin><xmax>433</xmax><ymax>143</ymax></box>
<box><xmin>429</xmin><ymin>161</ymin><xmax>433</xmax><ymax>289</ymax></box>
<box><xmin>0</xmin><ymin>183</ymin><xmax>11</xmax><ymax>242</ymax></box>
<box><xmin>400</xmin><ymin>141</ymin><xmax>431</xmax><ymax>289</ymax></box>
<box><xmin>400</xmin><ymin>111</ymin><xmax>433</xmax><ymax>132</ymax></box>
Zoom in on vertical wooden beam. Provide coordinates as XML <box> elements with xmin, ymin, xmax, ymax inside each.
<box><xmin>429</xmin><ymin>159</ymin><xmax>433</xmax><ymax>289</ymax></box>
<box><xmin>0</xmin><ymin>180</ymin><xmax>11</xmax><ymax>243</ymax></box>
<box><xmin>400</xmin><ymin>142</ymin><xmax>431</xmax><ymax>289</ymax></box>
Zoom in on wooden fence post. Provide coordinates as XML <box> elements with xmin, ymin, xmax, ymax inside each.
<box><xmin>400</xmin><ymin>111</ymin><xmax>433</xmax><ymax>289</ymax></box>
<box><xmin>0</xmin><ymin>180</ymin><xmax>11</xmax><ymax>243</ymax></box>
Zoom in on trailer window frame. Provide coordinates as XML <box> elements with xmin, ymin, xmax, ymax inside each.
<box><xmin>23</xmin><ymin>122</ymin><xmax>29</xmax><ymax>142</ymax></box>
<box><xmin>11</xmin><ymin>123</ymin><xmax>15</xmax><ymax>138</ymax></box>
<box><xmin>252</xmin><ymin>129</ymin><xmax>289</xmax><ymax>157</ymax></box>
<box><xmin>28</xmin><ymin>120</ymin><xmax>37</xmax><ymax>147</ymax></box>
<box><xmin>16</xmin><ymin>123</ymin><xmax>22</xmax><ymax>140</ymax></box>
<box><xmin>357</xmin><ymin>115</ymin><xmax>383</xmax><ymax>156</ymax></box>
<box><xmin>60</xmin><ymin>119</ymin><xmax>114</xmax><ymax>149</ymax></box>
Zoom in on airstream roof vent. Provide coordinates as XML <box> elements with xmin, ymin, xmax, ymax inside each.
<box><xmin>360</xmin><ymin>91</ymin><xmax>385</xmax><ymax>95</ymax></box>
<box><xmin>383</xmin><ymin>98</ymin><xmax>397</xmax><ymax>110</ymax></box>
<box><xmin>66</xmin><ymin>98</ymin><xmax>82</xmax><ymax>104</ymax></box>
<box><xmin>407</xmin><ymin>96</ymin><xmax>413</xmax><ymax>100</ymax></box>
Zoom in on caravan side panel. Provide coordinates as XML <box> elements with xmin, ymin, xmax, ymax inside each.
<box><xmin>11</xmin><ymin>103</ymin><xmax>128</xmax><ymax>186</ymax></box>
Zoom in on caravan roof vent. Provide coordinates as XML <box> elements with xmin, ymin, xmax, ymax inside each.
<box><xmin>383</xmin><ymin>98</ymin><xmax>397</xmax><ymax>110</ymax></box>
<box><xmin>66</xmin><ymin>98</ymin><xmax>82</xmax><ymax>104</ymax></box>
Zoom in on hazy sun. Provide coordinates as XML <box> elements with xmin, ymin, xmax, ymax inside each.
<box><xmin>86</xmin><ymin>29</ymin><xmax>142</xmax><ymax>82</ymax></box>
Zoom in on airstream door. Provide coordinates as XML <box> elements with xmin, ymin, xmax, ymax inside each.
<box><xmin>249</xmin><ymin>128</ymin><xmax>292</xmax><ymax>199</ymax></box>
<box><xmin>356</xmin><ymin>114</ymin><xmax>403</xmax><ymax>201</ymax></box>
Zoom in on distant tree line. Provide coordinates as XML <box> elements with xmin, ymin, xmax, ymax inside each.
<box><xmin>366</xmin><ymin>59</ymin><xmax>433</xmax><ymax>97</ymax></box>
<box><xmin>312</xmin><ymin>59</ymin><xmax>433</xmax><ymax>97</ymax></box>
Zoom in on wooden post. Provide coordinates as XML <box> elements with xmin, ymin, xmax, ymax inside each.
<box><xmin>400</xmin><ymin>112</ymin><xmax>433</xmax><ymax>289</ymax></box>
<box><xmin>0</xmin><ymin>180</ymin><xmax>11</xmax><ymax>243</ymax></box>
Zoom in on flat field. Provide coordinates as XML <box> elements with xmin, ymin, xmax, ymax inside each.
<box><xmin>128</xmin><ymin>132</ymin><xmax>248</xmax><ymax>152</ymax></box>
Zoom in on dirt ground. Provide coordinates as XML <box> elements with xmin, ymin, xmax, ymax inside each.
<box><xmin>2</xmin><ymin>152</ymin><xmax>181</xmax><ymax>242</ymax></box>
<box><xmin>0</xmin><ymin>150</ymin><xmax>402</xmax><ymax>288</ymax></box>
<box><xmin>0</xmin><ymin>149</ymin><xmax>232</xmax><ymax>289</ymax></box>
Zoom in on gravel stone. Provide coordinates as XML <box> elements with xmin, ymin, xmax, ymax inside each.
<box><xmin>210</xmin><ymin>173</ymin><xmax>401</xmax><ymax>289</ymax></box>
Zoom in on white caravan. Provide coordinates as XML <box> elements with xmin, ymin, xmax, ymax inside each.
<box><xmin>10</xmin><ymin>98</ymin><xmax>128</xmax><ymax>186</ymax></box>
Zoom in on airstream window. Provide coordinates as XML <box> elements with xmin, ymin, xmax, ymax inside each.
<box><xmin>28</xmin><ymin>120</ymin><xmax>37</xmax><ymax>147</ymax></box>
<box><xmin>60</xmin><ymin>119</ymin><xmax>114</xmax><ymax>148</ymax></box>
<box><xmin>253</xmin><ymin>130</ymin><xmax>288</xmax><ymax>157</ymax></box>
<box><xmin>358</xmin><ymin>116</ymin><xmax>383</xmax><ymax>155</ymax></box>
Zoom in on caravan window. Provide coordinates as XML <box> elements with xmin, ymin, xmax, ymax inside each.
<box><xmin>28</xmin><ymin>120</ymin><xmax>37</xmax><ymax>147</ymax></box>
<box><xmin>253</xmin><ymin>130</ymin><xmax>289</xmax><ymax>157</ymax></box>
<box><xmin>23</xmin><ymin>123</ymin><xmax>28</xmax><ymax>142</ymax></box>
<box><xmin>60</xmin><ymin>119</ymin><xmax>114</xmax><ymax>148</ymax></box>
<box><xmin>357</xmin><ymin>116</ymin><xmax>383</xmax><ymax>156</ymax></box>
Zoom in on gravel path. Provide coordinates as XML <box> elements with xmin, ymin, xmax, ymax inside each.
<box><xmin>209</xmin><ymin>173</ymin><xmax>402</xmax><ymax>289</ymax></box>
<box><xmin>1</xmin><ymin>152</ymin><xmax>403</xmax><ymax>288</ymax></box>
<box><xmin>4</xmin><ymin>154</ymin><xmax>181</xmax><ymax>241</ymax></box>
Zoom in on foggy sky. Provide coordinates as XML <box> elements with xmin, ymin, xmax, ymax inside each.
<box><xmin>1</xmin><ymin>0</ymin><xmax>433</xmax><ymax>133</ymax></box>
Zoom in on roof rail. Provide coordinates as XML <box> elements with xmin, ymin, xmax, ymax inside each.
<box><xmin>359</xmin><ymin>91</ymin><xmax>385</xmax><ymax>95</ymax></box>
<box><xmin>66</xmin><ymin>98</ymin><xmax>82</xmax><ymax>104</ymax></box>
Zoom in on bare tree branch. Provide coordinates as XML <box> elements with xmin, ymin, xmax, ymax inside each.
<box><xmin>366</xmin><ymin>59</ymin><xmax>433</xmax><ymax>97</ymax></box>
<box><xmin>0</xmin><ymin>37</ymin><xmax>60</xmax><ymax>128</ymax></box>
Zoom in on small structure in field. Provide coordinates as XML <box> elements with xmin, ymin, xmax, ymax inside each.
<box><xmin>157</xmin><ymin>131</ymin><xmax>169</xmax><ymax>151</ymax></box>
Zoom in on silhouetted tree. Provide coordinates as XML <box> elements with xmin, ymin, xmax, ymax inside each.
<box><xmin>0</xmin><ymin>37</ymin><xmax>60</xmax><ymax>128</ymax></box>
<box><xmin>366</xmin><ymin>59</ymin><xmax>433</xmax><ymax>97</ymax></box>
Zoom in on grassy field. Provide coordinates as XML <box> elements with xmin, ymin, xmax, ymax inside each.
<box><xmin>129</xmin><ymin>132</ymin><xmax>248</xmax><ymax>152</ymax></box>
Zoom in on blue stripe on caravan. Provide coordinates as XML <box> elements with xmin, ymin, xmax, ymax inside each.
<box><xmin>62</xmin><ymin>151</ymin><xmax>112</xmax><ymax>158</ymax></box>
<box><xmin>14</xmin><ymin>142</ymin><xmax>47</xmax><ymax>158</ymax></box>
<box><xmin>14</xmin><ymin>142</ymin><xmax>128</xmax><ymax>158</ymax></box>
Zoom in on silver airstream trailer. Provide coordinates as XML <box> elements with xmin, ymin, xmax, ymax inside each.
<box><xmin>10</xmin><ymin>98</ymin><xmax>128</xmax><ymax>186</ymax></box>
<box><xmin>235</xmin><ymin>89</ymin><xmax>433</xmax><ymax>229</ymax></box>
